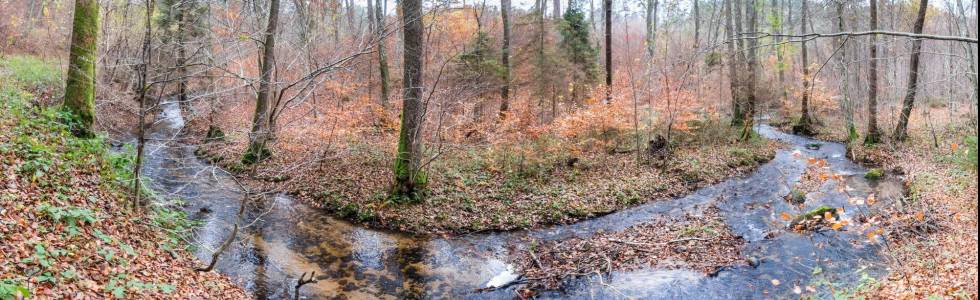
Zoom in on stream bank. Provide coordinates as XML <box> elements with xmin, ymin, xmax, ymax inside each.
<box><xmin>143</xmin><ymin>100</ymin><xmax>903</xmax><ymax>299</ymax></box>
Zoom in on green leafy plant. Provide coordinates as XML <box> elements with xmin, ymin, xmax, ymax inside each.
<box><xmin>0</xmin><ymin>279</ymin><xmax>30</xmax><ymax>300</ymax></box>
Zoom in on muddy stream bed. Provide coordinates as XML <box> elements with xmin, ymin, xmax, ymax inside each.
<box><xmin>141</xmin><ymin>101</ymin><xmax>903</xmax><ymax>299</ymax></box>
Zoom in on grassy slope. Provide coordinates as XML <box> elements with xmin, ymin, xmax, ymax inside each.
<box><xmin>0</xmin><ymin>56</ymin><xmax>246</xmax><ymax>299</ymax></box>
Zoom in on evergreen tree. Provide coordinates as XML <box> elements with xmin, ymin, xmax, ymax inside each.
<box><xmin>559</xmin><ymin>7</ymin><xmax>598</xmax><ymax>103</ymax></box>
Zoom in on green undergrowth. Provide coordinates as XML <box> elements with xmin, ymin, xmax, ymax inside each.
<box><xmin>1</xmin><ymin>56</ymin><xmax>214</xmax><ymax>298</ymax></box>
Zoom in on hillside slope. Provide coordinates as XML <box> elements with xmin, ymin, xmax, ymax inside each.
<box><xmin>0</xmin><ymin>56</ymin><xmax>246</xmax><ymax>299</ymax></box>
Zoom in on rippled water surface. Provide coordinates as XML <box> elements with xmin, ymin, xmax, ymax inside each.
<box><xmin>142</xmin><ymin>101</ymin><xmax>903</xmax><ymax>299</ymax></box>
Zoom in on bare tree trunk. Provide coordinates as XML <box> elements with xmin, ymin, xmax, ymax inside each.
<box><xmin>64</xmin><ymin>0</ymin><xmax>99</xmax><ymax>138</ymax></box>
<box><xmin>730</xmin><ymin>0</ymin><xmax>747</xmax><ymax>127</ymax></box>
<box><xmin>132</xmin><ymin>0</ymin><xmax>154</xmax><ymax>209</ymax></box>
<box><xmin>393</xmin><ymin>0</ymin><xmax>426</xmax><ymax>199</ymax></box>
<box><xmin>693</xmin><ymin>0</ymin><xmax>701</xmax><ymax>48</ymax></box>
<box><xmin>244</xmin><ymin>0</ymin><xmax>280</xmax><ymax>164</ymax></box>
<box><xmin>772</xmin><ymin>0</ymin><xmax>786</xmax><ymax>103</ymax></box>
<box><xmin>553</xmin><ymin>0</ymin><xmax>560</xmax><ymax>19</ymax></box>
<box><xmin>794</xmin><ymin>0</ymin><xmax>814</xmax><ymax>135</ymax></box>
<box><xmin>834</xmin><ymin>0</ymin><xmax>856</xmax><ymax>142</ymax></box>
<box><xmin>176</xmin><ymin>2</ymin><xmax>188</xmax><ymax>108</ymax></box>
<box><xmin>376</xmin><ymin>0</ymin><xmax>391</xmax><ymax>110</ymax></box>
<box><xmin>724</xmin><ymin>0</ymin><xmax>740</xmax><ymax>127</ymax></box>
<box><xmin>893</xmin><ymin>0</ymin><xmax>929</xmax><ymax>141</ymax></box>
<box><xmin>499</xmin><ymin>0</ymin><xmax>512</xmax><ymax>117</ymax></box>
<box><xmin>645</xmin><ymin>0</ymin><xmax>659</xmax><ymax>58</ymax></box>
<box><xmin>742</xmin><ymin>0</ymin><xmax>759</xmax><ymax>140</ymax></box>
<box><xmin>604</xmin><ymin>0</ymin><xmax>613</xmax><ymax>103</ymax></box>
<box><xmin>954</xmin><ymin>0</ymin><xmax>978</xmax><ymax>125</ymax></box>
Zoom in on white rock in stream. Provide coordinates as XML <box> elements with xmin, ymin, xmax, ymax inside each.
<box><xmin>485</xmin><ymin>265</ymin><xmax>520</xmax><ymax>288</ymax></box>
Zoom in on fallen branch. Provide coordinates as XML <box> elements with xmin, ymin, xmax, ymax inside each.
<box><xmin>606</xmin><ymin>236</ymin><xmax>713</xmax><ymax>247</ymax></box>
<box><xmin>737</xmin><ymin>30</ymin><xmax>978</xmax><ymax>43</ymax></box>
<box><xmin>195</xmin><ymin>223</ymin><xmax>238</xmax><ymax>272</ymax></box>
<box><xmin>294</xmin><ymin>271</ymin><xmax>318</xmax><ymax>300</ymax></box>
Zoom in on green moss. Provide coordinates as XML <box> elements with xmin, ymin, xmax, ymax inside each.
<box><xmin>789</xmin><ymin>205</ymin><xmax>836</xmax><ymax>228</ymax></box>
<box><xmin>864</xmin><ymin>168</ymin><xmax>884</xmax><ymax>180</ymax></box>
<box><xmin>204</xmin><ymin>125</ymin><xmax>225</xmax><ymax>142</ymax></box>
<box><xmin>241</xmin><ymin>143</ymin><xmax>271</xmax><ymax>165</ymax></box>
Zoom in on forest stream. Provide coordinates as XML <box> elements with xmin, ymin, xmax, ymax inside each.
<box><xmin>142</xmin><ymin>100</ymin><xmax>904</xmax><ymax>299</ymax></box>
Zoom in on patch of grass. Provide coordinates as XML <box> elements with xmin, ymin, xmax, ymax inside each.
<box><xmin>954</xmin><ymin>135</ymin><xmax>977</xmax><ymax>171</ymax></box>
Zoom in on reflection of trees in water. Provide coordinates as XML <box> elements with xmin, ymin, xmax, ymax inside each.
<box><xmin>249</xmin><ymin>232</ymin><xmax>269</xmax><ymax>299</ymax></box>
<box><xmin>396</xmin><ymin>239</ymin><xmax>426</xmax><ymax>299</ymax></box>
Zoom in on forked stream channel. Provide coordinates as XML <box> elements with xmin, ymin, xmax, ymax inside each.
<box><xmin>142</xmin><ymin>100</ymin><xmax>903</xmax><ymax>299</ymax></box>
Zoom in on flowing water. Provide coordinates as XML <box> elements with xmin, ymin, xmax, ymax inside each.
<box><xmin>142</xmin><ymin>101</ymin><xmax>904</xmax><ymax>299</ymax></box>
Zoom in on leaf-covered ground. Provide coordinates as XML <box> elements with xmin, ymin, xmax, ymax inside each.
<box><xmin>194</xmin><ymin>123</ymin><xmax>779</xmax><ymax>234</ymax></box>
<box><xmin>511</xmin><ymin>205</ymin><xmax>746</xmax><ymax>292</ymax></box>
<box><xmin>0</xmin><ymin>57</ymin><xmax>246</xmax><ymax>299</ymax></box>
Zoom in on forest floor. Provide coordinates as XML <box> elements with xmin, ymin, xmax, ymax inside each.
<box><xmin>193</xmin><ymin>119</ymin><xmax>780</xmax><ymax>234</ymax></box>
<box><xmin>0</xmin><ymin>56</ymin><xmax>246</xmax><ymax>299</ymax></box>
<box><xmin>773</xmin><ymin>110</ymin><xmax>979</xmax><ymax>298</ymax></box>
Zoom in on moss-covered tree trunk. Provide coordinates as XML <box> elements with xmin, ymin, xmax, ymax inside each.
<box><xmin>392</xmin><ymin>0</ymin><xmax>426</xmax><ymax>200</ymax></box>
<box><xmin>893</xmin><ymin>0</ymin><xmax>929</xmax><ymax>141</ymax></box>
<box><xmin>244</xmin><ymin>0</ymin><xmax>280</xmax><ymax>164</ymax></box>
<box><xmin>63</xmin><ymin>0</ymin><xmax>99</xmax><ymax>137</ymax></box>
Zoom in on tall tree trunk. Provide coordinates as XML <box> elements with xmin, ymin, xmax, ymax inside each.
<box><xmin>393</xmin><ymin>0</ymin><xmax>426</xmax><ymax>199</ymax></box>
<box><xmin>693</xmin><ymin>0</ymin><xmax>701</xmax><ymax>48</ymax></box>
<box><xmin>724</xmin><ymin>0</ymin><xmax>740</xmax><ymax>127</ymax></box>
<box><xmin>834</xmin><ymin>0</ymin><xmax>856</xmax><ymax>142</ymax></box>
<box><xmin>499</xmin><ymin>0</ymin><xmax>512</xmax><ymax>117</ymax></box>
<box><xmin>64</xmin><ymin>0</ymin><xmax>99</xmax><ymax>138</ymax></box>
<box><xmin>604</xmin><ymin>0</ymin><xmax>613</xmax><ymax>103</ymax></box>
<box><xmin>742</xmin><ymin>0</ymin><xmax>758</xmax><ymax>140</ymax></box>
<box><xmin>553</xmin><ymin>0</ymin><xmax>560</xmax><ymax>19</ymax></box>
<box><xmin>645</xmin><ymin>0</ymin><xmax>659</xmax><ymax>58</ymax></box>
<box><xmin>133</xmin><ymin>0</ymin><xmax>154</xmax><ymax>209</ymax></box>
<box><xmin>367</xmin><ymin>0</ymin><xmax>375</xmax><ymax>31</ymax></box>
<box><xmin>794</xmin><ymin>0</ymin><xmax>813</xmax><ymax>135</ymax></box>
<box><xmin>730</xmin><ymin>0</ymin><xmax>747</xmax><ymax>126</ymax></box>
<box><xmin>176</xmin><ymin>2</ymin><xmax>188</xmax><ymax>107</ymax></box>
<box><xmin>244</xmin><ymin>0</ymin><xmax>280</xmax><ymax>164</ymax></box>
<box><xmin>376</xmin><ymin>0</ymin><xmax>391</xmax><ymax>109</ymax></box>
<box><xmin>772</xmin><ymin>0</ymin><xmax>786</xmax><ymax>102</ymax></box>
<box><xmin>893</xmin><ymin>0</ymin><xmax>929</xmax><ymax>141</ymax></box>
<box><xmin>953</xmin><ymin>0</ymin><xmax>978</xmax><ymax>121</ymax></box>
